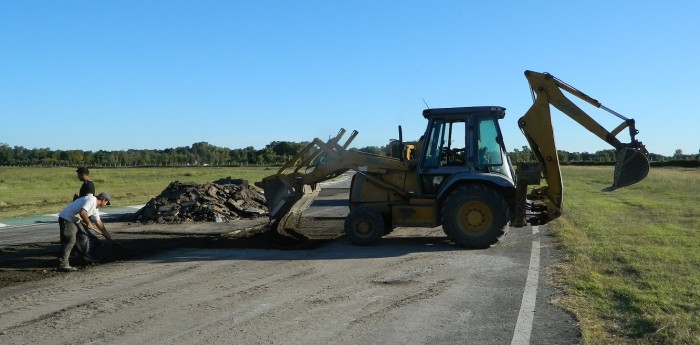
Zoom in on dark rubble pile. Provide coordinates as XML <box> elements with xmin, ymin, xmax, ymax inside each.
<box><xmin>131</xmin><ymin>178</ymin><xmax>268</xmax><ymax>223</ymax></box>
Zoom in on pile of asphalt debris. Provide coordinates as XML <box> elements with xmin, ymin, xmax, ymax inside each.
<box><xmin>130</xmin><ymin>177</ymin><xmax>268</xmax><ymax>223</ymax></box>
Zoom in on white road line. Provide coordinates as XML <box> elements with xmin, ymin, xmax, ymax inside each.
<box><xmin>511</xmin><ymin>226</ymin><xmax>541</xmax><ymax>345</ymax></box>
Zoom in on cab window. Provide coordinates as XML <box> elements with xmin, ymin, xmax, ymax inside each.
<box><xmin>423</xmin><ymin>119</ymin><xmax>466</xmax><ymax>169</ymax></box>
<box><xmin>476</xmin><ymin>118</ymin><xmax>503</xmax><ymax>167</ymax></box>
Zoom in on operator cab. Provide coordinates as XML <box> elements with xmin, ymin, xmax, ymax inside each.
<box><xmin>418</xmin><ymin>106</ymin><xmax>514</xmax><ymax>195</ymax></box>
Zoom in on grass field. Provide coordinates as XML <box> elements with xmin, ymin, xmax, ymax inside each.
<box><xmin>0</xmin><ymin>166</ymin><xmax>273</xmax><ymax>219</ymax></box>
<box><xmin>1</xmin><ymin>165</ymin><xmax>698</xmax><ymax>343</ymax></box>
<box><xmin>554</xmin><ymin>166</ymin><xmax>699</xmax><ymax>344</ymax></box>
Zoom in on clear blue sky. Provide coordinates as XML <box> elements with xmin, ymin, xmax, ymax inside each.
<box><xmin>1</xmin><ymin>1</ymin><xmax>697</xmax><ymax>156</ymax></box>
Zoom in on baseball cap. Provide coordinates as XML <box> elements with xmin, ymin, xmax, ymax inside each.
<box><xmin>97</xmin><ymin>192</ymin><xmax>112</xmax><ymax>205</ymax></box>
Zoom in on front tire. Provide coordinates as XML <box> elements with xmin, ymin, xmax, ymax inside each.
<box><xmin>345</xmin><ymin>207</ymin><xmax>385</xmax><ymax>246</ymax></box>
<box><xmin>441</xmin><ymin>185</ymin><xmax>509</xmax><ymax>249</ymax></box>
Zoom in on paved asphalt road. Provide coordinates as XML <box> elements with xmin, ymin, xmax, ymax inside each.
<box><xmin>0</xmin><ymin>205</ymin><xmax>143</xmax><ymax>249</ymax></box>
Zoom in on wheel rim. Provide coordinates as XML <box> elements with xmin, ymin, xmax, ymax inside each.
<box><xmin>457</xmin><ymin>201</ymin><xmax>493</xmax><ymax>234</ymax></box>
<box><xmin>353</xmin><ymin>217</ymin><xmax>374</xmax><ymax>238</ymax></box>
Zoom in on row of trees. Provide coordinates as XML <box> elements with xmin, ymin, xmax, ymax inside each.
<box><xmin>0</xmin><ymin>142</ymin><xmax>696</xmax><ymax>167</ymax></box>
<box><xmin>0</xmin><ymin>142</ymin><xmax>311</xmax><ymax>167</ymax></box>
<box><xmin>507</xmin><ymin>146</ymin><xmax>687</xmax><ymax>164</ymax></box>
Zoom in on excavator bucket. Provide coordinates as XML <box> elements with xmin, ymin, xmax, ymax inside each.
<box><xmin>608</xmin><ymin>147</ymin><xmax>650</xmax><ymax>191</ymax></box>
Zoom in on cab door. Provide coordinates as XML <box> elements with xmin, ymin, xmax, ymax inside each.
<box><xmin>418</xmin><ymin>116</ymin><xmax>469</xmax><ymax>195</ymax></box>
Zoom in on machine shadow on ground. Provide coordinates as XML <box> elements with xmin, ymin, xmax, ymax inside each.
<box><xmin>0</xmin><ymin>222</ymin><xmax>474</xmax><ymax>288</ymax></box>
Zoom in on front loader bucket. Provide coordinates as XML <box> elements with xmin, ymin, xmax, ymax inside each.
<box><xmin>256</xmin><ymin>176</ymin><xmax>295</xmax><ymax>220</ymax></box>
<box><xmin>255</xmin><ymin>175</ymin><xmax>320</xmax><ymax>236</ymax></box>
<box><xmin>274</xmin><ymin>184</ymin><xmax>319</xmax><ymax>235</ymax></box>
<box><xmin>607</xmin><ymin>147</ymin><xmax>650</xmax><ymax>191</ymax></box>
<box><xmin>253</xmin><ymin>128</ymin><xmax>359</xmax><ymax>238</ymax></box>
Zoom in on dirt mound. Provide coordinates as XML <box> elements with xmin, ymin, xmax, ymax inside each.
<box><xmin>130</xmin><ymin>178</ymin><xmax>268</xmax><ymax>223</ymax></box>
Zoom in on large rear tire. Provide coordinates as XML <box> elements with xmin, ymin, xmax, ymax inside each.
<box><xmin>441</xmin><ymin>185</ymin><xmax>509</xmax><ymax>249</ymax></box>
<box><xmin>345</xmin><ymin>207</ymin><xmax>385</xmax><ymax>246</ymax></box>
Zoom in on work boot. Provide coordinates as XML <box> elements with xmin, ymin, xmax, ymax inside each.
<box><xmin>58</xmin><ymin>264</ymin><xmax>77</xmax><ymax>272</ymax></box>
<box><xmin>58</xmin><ymin>258</ymin><xmax>77</xmax><ymax>272</ymax></box>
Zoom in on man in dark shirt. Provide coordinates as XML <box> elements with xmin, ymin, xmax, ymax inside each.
<box><xmin>74</xmin><ymin>167</ymin><xmax>95</xmax><ymax>201</ymax></box>
<box><xmin>74</xmin><ymin>167</ymin><xmax>101</xmax><ymax>249</ymax></box>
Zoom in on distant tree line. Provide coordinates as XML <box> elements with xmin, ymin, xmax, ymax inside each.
<box><xmin>0</xmin><ymin>142</ymin><xmax>696</xmax><ymax>167</ymax></box>
<box><xmin>506</xmin><ymin>146</ymin><xmax>697</xmax><ymax>164</ymax></box>
<box><xmin>0</xmin><ymin>141</ymin><xmax>299</xmax><ymax>166</ymax></box>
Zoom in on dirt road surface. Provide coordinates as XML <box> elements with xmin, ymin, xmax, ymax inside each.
<box><xmin>0</xmin><ymin>185</ymin><xmax>579</xmax><ymax>344</ymax></box>
<box><xmin>0</xmin><ymin>222</ymin><xmax>578</xmax><ymax>345</ymax></box>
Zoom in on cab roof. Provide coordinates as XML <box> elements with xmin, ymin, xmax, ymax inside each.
<box><xmin>422</xmin><ymin>106</ymin><xmax>506</xmax><ymax>119</ymax></box>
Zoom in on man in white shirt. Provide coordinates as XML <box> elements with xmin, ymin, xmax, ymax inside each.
<box><xmin>57</xmin><ymin>192</ymin><xmax>113</xmax><ymax>272</ymax></box>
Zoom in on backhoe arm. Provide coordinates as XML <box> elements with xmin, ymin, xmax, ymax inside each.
<box><xmin>515</xmin><ymin>70</ymin><xmax>649</xmax><ymax>225</ymax></box>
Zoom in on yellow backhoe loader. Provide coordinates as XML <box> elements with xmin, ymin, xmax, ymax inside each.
<box><xmin>255</xmin><ymin>70</ymin><xmax>649</xmax><ymax>248</ymax></box>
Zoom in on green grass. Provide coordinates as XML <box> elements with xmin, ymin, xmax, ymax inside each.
<box><xmin>553</xmin><ymin>166</ymin><xmax>699</xmax><ymax>344</ymax></box>
<box><xmin>0</xmin><ymin>166</ymin><xmax>274</xmax><ymax>219</ymax></box>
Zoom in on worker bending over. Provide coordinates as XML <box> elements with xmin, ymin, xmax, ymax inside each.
<box><xmin>57</xmin><ymin>192</ymin><xmax>113</xmax><ymax>272</ymax></box>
